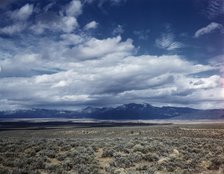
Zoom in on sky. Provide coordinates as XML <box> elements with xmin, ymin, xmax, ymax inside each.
<box><xmin>0</xmin><ymin>0</ymin><xmax>224</xmax><ymax>110</ymax></box>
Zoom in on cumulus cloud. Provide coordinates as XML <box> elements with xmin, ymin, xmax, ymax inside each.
<box><xmin>0</xmin><ymin>4</ymin><xmax>33</xmax><ymax>34</ymax></box>
<box><xmin>60</xmin><ymin>33</ymin><xmax>84</xmax><ymax>45</ymax></box>
<box><xmin>0</xmin><ymin>23</ymin><xmax>26</xmax><ymax>35</ymax></box>
<box><xmin>66</xmin><ymin>36</ymin><xmax>134</xmax><ymax>60</ymax></box>
<box><xmin>155</xmin><ymin>33</ymin><xmax>184</xmax><ymax>51</ymax></box>
<box><xmin>62</xmin><ymin>16</ymin><xmax>79</xmax><ymax>33</ymax></box>
<box><xmin>84</xmin><ymin>21</ymin><xmax>98</xmax><ymax>30</ymax></box>
<box><xmin>0</xmin><ymin>31</ymin><xmax>220</xmax><ymax>109</ymax></box>
<box><xmin>31</xmin><ymin>0</ymin><xmax>82</xmax><ymax>34</ymax></box>
<box><xmin>0</xmin><ymin>0</ymin><xmax>82</xmax><ymax>35</ymax></box>
<box><xmin>194</xmin><ymin>22</ymin><xmax>223</xmax><ymax>38</ymax></box>
<box><xmin>0</xmin><ymin>0</ymin><xmax>222</xmax><ymax>110</ymax></box>
<box><xmin>209</xmin><ymin>54</ymin><xmax>224</xmax><ymax>75</ymax></box>
<box><xmin>44</xmin><ymin>0</ymin><xmax>82</xmax><ymax>33</ymax></box>
<box><xmin>30</xmin><ymin>15</ymin><xmax>79</xmax><ymax>34</ymax></box>
<box><xmin>65</xmin><ymin>0</ymin><xmax>82</xmax><ymax>17</ymax></box>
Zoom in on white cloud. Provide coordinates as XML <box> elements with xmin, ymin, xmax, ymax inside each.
<box><xmin>0</xmin><ymin>3</ymin><xmax>33</xmax><ymax>34</ymax></box>
<box><xmin>194</xmin><ymin>22</ymin><xmax>223</xmax><ymax>38</ymax></box>
<box><xmin>45</xmin><ymin>0</ymin><xmax>82</xmax><ymax>33</ymax></box>
<box><xmin>0</xmin><ymin>23</ymin><xmax>26</xmax><ymax>35</ymax></box>
<box><xmin>60</xmin><ymin>33</ymin><xmax>84</xmax><ymax>45</ymax></box>
<box><xmin>66</xmin><ymin>36</ymin><xmax>134</xmax><ymax>60</ymax></box>
<box><xmin>155</xmin><ymin>33</ymin><xmax>184</xmax><ymax>51</ymax></box>
<box><xmin>65</xmin><ymin>0</ymin><xmax>82</xmax><ymax>17</ymax></box>
<box><xmin>0</xmin><ymin>0</ymin><xmax>222</xmax><ymax>110</ymax></box>
<box><xmin>10</xmin><ymin>3</ymin><xmax>33</xmax><ymax>21</ymax></box>
<box><xmin>33</xmin><ymin>16</ymin><xmax>79</xmax><ymax>34</ymax></box>
<box><xmin>30</xmin><ymin>23</ymin><xmax>46</xmax><ymax>34</ymax></box>
<box><xmin>52</xmin><ymin>80</ymin><xmax>70</xmax><ymax>88</ymax></box>
<box><xmin>84</xmin><ymin>21</ymin><xmax>98</xmax><ymax>30</ymax></box>
<box><xmin>61</xmin><ymin>16</ymin><xmax>78</xmax><ymax>33</ymax></box>
<box><xmin>0</xmin><ymin>34</ymin><xmax>219</xmax><ymax>109</ymax></box>
<box><xmin>0</xmin><ymin>0</ymin><xmax>82</xmax><ymax>35</ymax></box>
<box><xmin>30</xmin><ymin>15</ymin><xmax>79</xmax><ymax>34</ymax></box>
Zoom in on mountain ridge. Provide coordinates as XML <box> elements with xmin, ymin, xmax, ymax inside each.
<box><xmin>0</xmin><ymin>103</ymin><xmax>223</xmax><ymax>120</ymax></box>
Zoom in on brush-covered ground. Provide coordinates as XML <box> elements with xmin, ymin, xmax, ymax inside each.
<box><xmin>0</xmin><ymin>123</ymin><xmax>224</xmax><ymax>174</ymax></box>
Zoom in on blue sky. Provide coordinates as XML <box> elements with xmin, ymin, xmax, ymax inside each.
<box><xmin>0</xmin><ymin>0</ymin><xmax>224</xmax><ymax>110</ymax></box>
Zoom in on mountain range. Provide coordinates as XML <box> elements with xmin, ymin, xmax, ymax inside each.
<box><xmin>0</xmin><ymin>103</ymin><xmax>224</xmax><ymax>120</ymax></box>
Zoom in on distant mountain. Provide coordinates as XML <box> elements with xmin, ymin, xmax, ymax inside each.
<box><xmin>0</xmin><ymin>109</ymin><xmax>77</xmax><ymax>119</ymax></box>
<box><xmin>0</xmin><ymin>103</ymin><xmax>224</xmax><ymax>120</ymax></box>
<box><xmin>79</xmin><ymin>103</ymin><xmax>199</xmax><ymax>120</ymax></box>
<box><xmin>174</xmin><ymin>109</ymin><xmax>224</xmax><ymax>120</ymax></box>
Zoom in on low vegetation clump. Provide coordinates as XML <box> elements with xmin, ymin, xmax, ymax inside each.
<box><xmin>0</xmin><ymin>124</ymin><xmax>224</xmax><ymax>173</ymax></box>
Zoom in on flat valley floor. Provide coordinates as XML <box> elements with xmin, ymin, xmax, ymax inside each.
<box><xmin>0</xmin><ymin>123</ymin><xmax>224</xmax><ymax>174</ymax></box>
